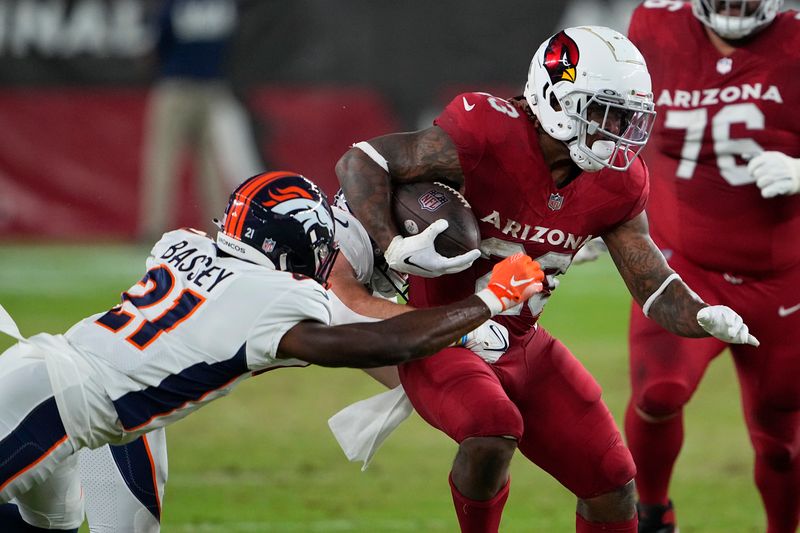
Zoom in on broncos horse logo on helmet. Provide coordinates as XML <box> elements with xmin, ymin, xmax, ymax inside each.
<box><xmin>216</xmin><ymin>171</ymin><xmax>338</xmax><ymax>284</ymax></box>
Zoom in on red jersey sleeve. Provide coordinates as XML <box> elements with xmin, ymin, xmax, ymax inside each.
<box><xmin>434</xmin><ymin>93</ymin><xmax>489</xmax><ymax>174</ymax></box>
<box><xmin>434</xmin><ymin>92</ymin><xmax>521</xmax><ymax>174</ymax></box>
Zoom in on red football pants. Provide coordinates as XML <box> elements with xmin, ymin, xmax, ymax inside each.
<box><xmin>400</xmin><ymin>325</ymin><xmax>635</xmax><ymax>499</ymax></box>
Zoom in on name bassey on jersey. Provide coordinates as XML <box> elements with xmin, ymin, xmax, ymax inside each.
<box><xmin>160</xmin><ymin>239</ymin><xmax>234</xmax><ymax>292</ymax></box>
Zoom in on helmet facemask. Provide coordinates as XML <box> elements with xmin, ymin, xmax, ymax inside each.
<box><xmin>692</xmin><ymin>0</ymin><xmax>783</xmax><ymax>39</ymax></box>
<box><xmin>560</xmin><ymin>88</ymin><xmax>655</xmax><ymax>172</ymax></box>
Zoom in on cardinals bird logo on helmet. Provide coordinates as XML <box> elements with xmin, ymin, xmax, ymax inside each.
<box><xmin>216</xmin><ymin>171</ymin><xmax>338</xmax><ymax>284</ymax></box>
<box><xmin>543</xmin><ymin>31</ymin><xmax>580</xmax><ymax>84</ymax></box>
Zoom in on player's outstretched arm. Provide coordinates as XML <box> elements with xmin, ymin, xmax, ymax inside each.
<box><xmin>335</xmin><ymin>127</ymin><xmax>478</xmax><ymax>277</ymax></box>
<box><xmin>604</xmin><ymin>212</ymin><xmax>758</xmax><ymax>345</ymax></box>
<box><xmin>277</xmin><ymin>254</ymin><xmax>544</xmax><ymax>368</ymax></box>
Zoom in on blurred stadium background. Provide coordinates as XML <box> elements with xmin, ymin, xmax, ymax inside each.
<box><xmin>1</xmin><ymin>0</ymin><xmax>794</xmax><ymax>531</ymax></box>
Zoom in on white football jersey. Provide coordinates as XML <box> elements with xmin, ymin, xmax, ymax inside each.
<box><xmin>63</xmin><ymin>229</ymin><xmax>331</xmax><ymax>444</ymax></box>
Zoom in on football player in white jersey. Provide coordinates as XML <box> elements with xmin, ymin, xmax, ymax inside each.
<box><xmin>75</xmin><ymin>188</ymin><xmax>511</xmax><ymax>533</ymax></box>
<box><xmin>0</xmin><ymin>171</ymin><xmax>544</xmax><ymax>532</ymax></box>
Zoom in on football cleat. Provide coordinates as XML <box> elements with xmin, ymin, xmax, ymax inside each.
<box><xmin>637</xmin><ymin>500</ymin><xmax>679</xmax><ymax>533</ymax></box>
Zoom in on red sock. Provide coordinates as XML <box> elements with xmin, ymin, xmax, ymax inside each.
<box><xmin>576</xmin><ymin>513</ymin><xmax>637</xmax><ymax>532</ymax></box>
<box><xmin>624</xmin><ymin>401</ymin><xmax>682</xmax><ymax>505</ymax></box>
<box><xmin>755</xmin><ymin>457</ymin><xmax>800</xmax><ymax>533</ymax></box>
<box><xmin>449</xmin><ymin>473</ymin><xmax>509</xmax><ymax>533</ymax></box>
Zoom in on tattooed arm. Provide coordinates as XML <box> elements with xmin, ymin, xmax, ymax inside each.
<box><xmin>604</xmin><ymin>212</ymin><xmax>709</xmax><ymax>337</ymax></box>
<box><xmin>335</xmin><ymin>126</ymin><xmax>465</xmax><ymax>251</ymax></box>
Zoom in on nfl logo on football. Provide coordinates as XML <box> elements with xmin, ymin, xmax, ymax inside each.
<box><xmin>418</xmin><ymin>190</ymin><xmax>449</xmax><ymax>212</ymax></box>
<box><xmin>547</xmin><ymin>192</ymin><xmax>564</xmax><ymax>211</ymax></box>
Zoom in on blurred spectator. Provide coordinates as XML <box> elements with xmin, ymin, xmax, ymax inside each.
<box><xmin>139</xmin><ymin>0</ymin><xmax>261</xmax><ymax>241</ymax></box>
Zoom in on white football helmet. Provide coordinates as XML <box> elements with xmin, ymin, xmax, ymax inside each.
<box><xmin>692</xmin><ymin>0</ymin><xmax>783</xmax><ymax>39</ymax></box>
<box><xmin>524</xmin><ymin>26</ymin><xmax>655</xmax><ymax>172</ymax></box>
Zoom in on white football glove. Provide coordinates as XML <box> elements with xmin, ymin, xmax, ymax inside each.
<box><xmin>384</xmin><ymin>219</ymin><xmax>481</xmax><ymax>278</ymax></box>
<box><xmin>747</xmin><ymin>151</ymin><xmax>800</xmax><ymax>199</ymax></box>
<box><xmin>457</xmin><ymin>319</ymin><xmax>510</xmax><ymax>364</ymax></box>
<box><xmin>572</xmin><ymin>238</ymin><xmax>607</xmax><ymax>265</ymax></box>
<box><xmin>696</xmin><ymin>305</ymin><xmax>759</xmax><ymax>347</ymax></box>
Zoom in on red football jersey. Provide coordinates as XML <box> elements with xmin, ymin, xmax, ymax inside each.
<box><xmin>408</xmin><ymin>92</ymin><xmax>648</xmax><ymax>336</ymax></box>
<box><xmin>629</xmin><ymin>2</ymin><xmax>800</xmax><ymax>275</ymax></box>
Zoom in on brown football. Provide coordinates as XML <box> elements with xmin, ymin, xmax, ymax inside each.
<box><xmin>391</xmin><ymin>181</ymin><xmax>481</xmax><ymax>258</ymax></box>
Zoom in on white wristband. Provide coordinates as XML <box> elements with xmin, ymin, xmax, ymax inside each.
<box><xmin>476</xmin><ymin>288</ymin><xmax>503</xmax><ymax>317</ymax></box>
<box><xmin>353</xmin><ymin>141</ymin><xmax>389</xmax><ymax>173</ymax></box>
<box><xmin>642</xmin><ymin>273</ymin><xmax>681</xmax><ymax>318</ymax></box>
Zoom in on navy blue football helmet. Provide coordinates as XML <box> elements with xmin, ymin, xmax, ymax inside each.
<box><xmin>216</xmin><ymin>171</ymin><xmax>338</xmax><ymax>284</ymax></box>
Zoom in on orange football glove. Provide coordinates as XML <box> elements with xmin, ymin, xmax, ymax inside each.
<box><xmin>476</xmin><ymin>253</ymin><xmax>544</xmax><ymax>316</ymax></box>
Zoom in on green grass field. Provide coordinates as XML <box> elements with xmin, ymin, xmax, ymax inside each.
<box><xmin>0</xmin><ymin>244</ymin><xmax>763</xmax><ymax>532</ymax></box>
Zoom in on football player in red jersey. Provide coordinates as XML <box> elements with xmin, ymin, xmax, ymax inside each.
<box><xmin>336</xmin><ymin>25</ymin><xmax>759</xmax><ymax>533</ymax></box>
<box><xmin>625</xmin><ymin>2</ymin><xmax>800</xmax><ymax>532</ymax></box>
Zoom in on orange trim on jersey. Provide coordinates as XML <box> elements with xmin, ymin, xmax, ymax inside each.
<box><xmin>226</xmin><ymin>171</ymin><xmax>298</xmax><ymax>239</ymax></box>
<box><xmin>124</xmin><ymin>374</ymin><xmax>242</xmax><ymax>433</ymax></box>
<box><xmin>0</xmin><ymin>435</ymin><xmax>68</xmax><ymax>493</ymax></box>
<box><xmin>126</xmin><ymin>289</ymin><xmax>206</xmax><ymax>351</ymax></box>
<box><xmin>142</xmin><ymin>434</ymin><xmax>162</xmax><ymax>515</ymax></box>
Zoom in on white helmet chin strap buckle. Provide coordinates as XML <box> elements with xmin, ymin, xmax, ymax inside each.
<box><xmin>591</xmin><ymin>140</ymin><xmax>615</xmax><ymax>159</ymax></box>
<box><xmin>568</xmin><ymin>139</ymin><xmax>615</xmax><ymax>172</ymax></box>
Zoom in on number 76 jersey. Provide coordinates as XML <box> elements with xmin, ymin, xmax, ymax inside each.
<box><xmin>629</xmin><ymin>2</ymin><xmax>800</xmax><ymax>275</ymax></box>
